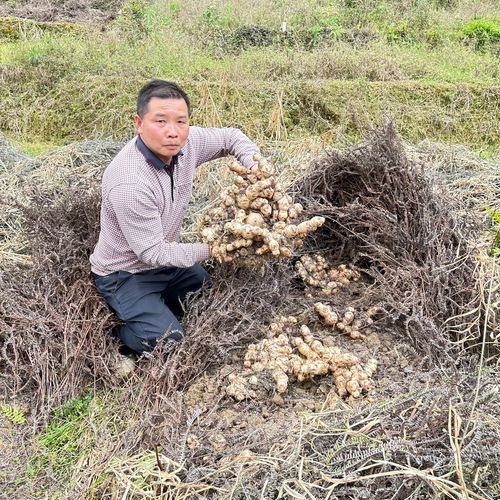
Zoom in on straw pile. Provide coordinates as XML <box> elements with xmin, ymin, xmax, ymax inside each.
<box><xmin>297</xmin><ymin>121</ymin><xmax>493</xmax><ymax>362</ymax></box>
<box><xmin>0</xmin><ymin>124</ymin><xmax>498</xmax><ymax>499</ymax></box>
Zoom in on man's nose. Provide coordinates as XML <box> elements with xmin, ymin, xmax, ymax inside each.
<box><xmin>164</xmin><ymin>123</ymin><xmax>178</xmax><ymax>137</ymax></box>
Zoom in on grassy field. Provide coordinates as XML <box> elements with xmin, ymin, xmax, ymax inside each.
<box><xmin>0</xmin><ymin>0</ymin><xmax>499</xmax><ymax>155</ymax></box>
<box><xmin>1</xmin><ymin>1</ymin><xmax>499</xmax><ymax>499</ymax></box>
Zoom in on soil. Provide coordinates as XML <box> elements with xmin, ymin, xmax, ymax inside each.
<box><xmin>178</xmin><ymin>270</ymin><xmax>434</xmax><ymax>459</ymax></box>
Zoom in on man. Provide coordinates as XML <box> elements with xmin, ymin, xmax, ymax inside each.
<box><xmin>90</xmin><ymin>80</ymin><xmax>259</xmax><ymax>356</ymax></box>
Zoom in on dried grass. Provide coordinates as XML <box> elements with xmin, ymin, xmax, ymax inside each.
<box><xmin>297</xmin><ymin>121</ymin><xmax>490</xmax><ymax>363</ymax></box>
<box><xmin>405</xmin><ymin>140</ymin><xmax>500</xmax><ymax>212</ymax></box>
<box><xmin>0</xmin><ymin>126</ymin><xmax>498</xmax><ymax>499</ymax></box>
<box><xmin>67</xmin><ymin>369</ymin><xmax>498</xmax><ymax>499</ymax></box>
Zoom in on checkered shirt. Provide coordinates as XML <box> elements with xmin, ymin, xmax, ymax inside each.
<box><xmin>90</xmin><ymin>126</ymin><xmax>259</xmax><ymax>275</ymax></box>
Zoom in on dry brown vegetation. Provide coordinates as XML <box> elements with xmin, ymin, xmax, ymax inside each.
<box><xmin>0</xmin><ymin>0</ymin><xmax>122</xmax><ymax>24</ymax></box>
<box><xmin>0</xmin><ymin>122</ymin><xmax>498</xmax><ymax>499</ymax></box>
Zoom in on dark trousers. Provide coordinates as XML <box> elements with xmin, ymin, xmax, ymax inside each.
<box><xmin>93</xmin><ymin>264</ymin><xmax>210</xmax><ymax>354</ymax></box>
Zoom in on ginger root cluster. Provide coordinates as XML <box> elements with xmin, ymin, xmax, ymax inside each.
<box><xmin>199</xmin><ymin>154</ymin><xmax>325</xmax><ymax>266</ymax></box>
<box><xmin>226</xmin><ymin>315</ymin><xmax>377</xmax><ymax>401</ymax></box>
<box><xmin>295</xmin><ymin>253</ymin><xmax>360</xmax><ymax>295</ymax></box>
<box><xmin>314</xmin><ymin>302</ymin><xmax>379</xmax><ymax>340</ymax></box>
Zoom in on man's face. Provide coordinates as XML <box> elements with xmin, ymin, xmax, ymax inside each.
<box><xmin>134</xmin><ymin>97</ymin><xmax>190</xmax><ymax>164</ymax></box>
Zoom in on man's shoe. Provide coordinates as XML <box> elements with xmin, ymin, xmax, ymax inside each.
<box><xmin>114</xmin><ymin>353</ymin><xmax>136</xmax><ymax>378</ymax></box>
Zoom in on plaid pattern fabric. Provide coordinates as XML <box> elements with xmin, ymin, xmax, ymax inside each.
<box><xmin>90</xmin><ymin>126</ymin><xmax>259</xmax><ymax>275</ymax></box>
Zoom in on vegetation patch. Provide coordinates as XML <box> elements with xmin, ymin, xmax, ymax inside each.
<box><xmin>0</xmin><ymin>16</ymin><xmax>83</xmax><ymax>40</ymax></box>
<box><xmin>26</xmin><ymin>391</ymin><xmax>94</xmax><ymax>480</ymax></box>
<box><xmin>0</xmin><ymin>124</ymin><xmax>498</xmax><ymax>498</ymax></box>
<box><xmin>462</xmin><ymin>17</ymin><xmax>500</xmax><ymax>52</ymax></box>
<box><xmin>1</xmin><ymin>75</ymin><xmax>498</xmax><ymax>154</ymax></box>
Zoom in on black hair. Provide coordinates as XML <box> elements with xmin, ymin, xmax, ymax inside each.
<box><xmin>136</xmin><ymin>80</ymin><xmax>191</xmax><ymax>118</ymax></box>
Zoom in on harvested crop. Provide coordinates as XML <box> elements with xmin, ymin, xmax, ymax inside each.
<box><xmin>295</xmin><ymin>253</ymin><xmax>360</xmax><ymax>294</ymax></box>
<box><xmin>199</xmin><ymin>154</ymin><xmax>325</xmax><ymax>266</ymax></box>
<box><xmin>314</xmin><ymin>302</ymin><xmax>379</xmax><ymax>339</ymax></box>
<box><xmin>226</xmin><ymin>314</ymin><xmax>377</xmax><ymax>400</ymax></box>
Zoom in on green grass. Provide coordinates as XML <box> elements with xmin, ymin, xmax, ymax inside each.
<box><xmin>12</xmin><ymin>388</ymin><xmax>130</xmax><ymax>496</ymax></box>
<box><xmin>0</xmin><ymin>0</ymin><xmax>499</xmax><ymax>155</ymax></box>
<box><xmin>17</xmin><ymin>138</ymin><xmax>62</xmax><ymax>156</ymax></box>
<box><xmin>2</xmin><ymin>133</ymin><xmax>62</xmax><ymax>156</ymax></box>
<box><xmin>1</xmin><ymin>70</ymin><xmax>498</xmax><ymax>153</ymax></box>
<box><xmin>25</xmin><ymin>390</ymin><xmax>94</xmax><ymax>480</ymax></box>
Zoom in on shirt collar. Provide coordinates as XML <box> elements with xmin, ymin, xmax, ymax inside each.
<box><xmin>135</xmin><ymin>135</ymin><xmax>183</xmax><ymax>170</ymax></box>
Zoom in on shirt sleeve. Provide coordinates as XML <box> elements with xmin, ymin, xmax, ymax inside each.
<box><xmin>191</xmin><ymin>127</ymin><xmax>260</xmax><ymax>168</ymax></box>
<box><xmin>107</xmin><ymin>183</ymin><xmax>210</xmax><ymax>268</ymax></box>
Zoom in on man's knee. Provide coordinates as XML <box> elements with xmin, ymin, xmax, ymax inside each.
<box><xmin>114</xmin><ymin>316</ymin><xmax>184</xmax><ymax>354</ymax></box>
<box><xmin>175</xmin><ymin>264</ymin><xmax>210</xmax><ymax>297</ymax></box>
<box><xmin>197</xmin><ymin>264</ymin><xmax>211</xmax><ymax>287</ymax></box>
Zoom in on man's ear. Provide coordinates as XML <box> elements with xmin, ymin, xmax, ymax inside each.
<box><xmin>134</xmin><ymin>114</ymin><xmax>143</xmax><ymax>134</ymax></box>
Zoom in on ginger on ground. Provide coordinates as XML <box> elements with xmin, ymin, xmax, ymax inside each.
<box><xmin>314</xmin><ymin>302</ymin><xmax>380</xmax><ymax>339</ymax></box>
<box><xmin>199</xmin><ymin>155</ymin><xmax>325</xmax><ymax>266</ymax></box>
<box><xmin>295</xmin><ymin>254</ymin><xmax>360</xmax><ymax>294</ymax></box>
<box><xmin>226</xmin><ymin>315</ymin><xmax>377</xmax><ymax>400</ymax></box>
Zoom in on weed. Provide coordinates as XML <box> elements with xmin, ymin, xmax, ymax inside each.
<box><xmin>26</xmin><ymin>390</ymin><xmax>94</xmax><ymax>479</ymax></box>
<box><xmin>117</xmin><ymin>0</ymin><xmax>169</xmax><ymax>39</ymax></box>
<box><xmin>0</xmin><ymin>403</ymin><xmax>26</xmax><ymax>424</ymax></box>
<box><xmin>168</xmin><ymin>0</ymin><xmax>180</xmax><ymax>18</ymax></box>
<box><xmin>24</xmin><ymin>46</ymin><xmax>44</xmax><ymax>65</ymax></box>
<box><xmin>201</xmin><ymin>5</ymin><xmax>219</xmax><ymax>26</ymax></box>
<box><xmin>484</xmin><ymin>207</ymin><xmax>500</xmax><ymax>257</ymax></box>
<box><xmin>462</xmin><ymin>18</ymin><xmax>500</xmax><ymax>52</ymax></box>
<box><xmin>385</xmin><ymin>21</ymin><xmax>416</xmax><ymax>45</ymax></box>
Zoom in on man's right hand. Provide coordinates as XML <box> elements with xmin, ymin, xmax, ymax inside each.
<box><xmin>209</xmin><ymin>245</ymin><xmax>233</xmax><ymax>262</ymax></box>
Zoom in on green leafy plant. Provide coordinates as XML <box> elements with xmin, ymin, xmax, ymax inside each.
<box><xmin>462</xmin><ymin>18</ymin><xmax>500</xmax><ymax>52</ymax></box>
<box><xmin>308</xmin><ymin>23</ymin><xmax>323</xmax><ymax>47</ymax></box>
<box><xmin>0</xmin><ymin>403</ymin><xmax>26</xmax><ymax>424</ymax></box>
<box><xmin>195</xmin><ymin>4</ymin><xmax>239</xmax><ymax>56</ymax></box>
<box><xmin>118</xmin><ymin>0</ymin><xmax>169</xmax><ymax>38</ymax></box>
<box><xmin>385</xmin><ymin>21</ymin><xmax>415</xmax><ymax>45</ymax></box>
<box><xmin>201</xmin><ymin>5</ymin><xmax>219</xmax><ymax>25</ymax></box>
<box><xmin>484</xmin><ymin>206</ymin><xmax>500</xmax><ymax>257</ymax></box>
<box><xmin>27</xmin><ymin>390</ymin><xmax>94</xmax><ymax>478</ymax></box>
<box><xmin>307</xmin><ymin>16</ymin><xmax>344</xmax><ymax>47</ymax></box>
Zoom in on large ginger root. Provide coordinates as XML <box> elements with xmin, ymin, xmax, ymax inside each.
<box><xmin>199</xmin><ymin>154</ymin><xmax>325</xmax><ymax>266</ymax></box>
<box><xmin>314</xmin><ymin>302</ymin><xmax>380</xmax><ymax>339</ymax></box>
<box><xmin>295</xmin><ymin>254</ymin><xmax>360</xmax><ymax>295</ymax></box>
<box><xmin>226</xmin><ymin>315</ymin><xmax>377</xmax><ymax>400</ymax></box>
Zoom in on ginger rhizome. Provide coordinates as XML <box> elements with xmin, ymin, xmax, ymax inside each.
<box><xmin>226</xmin><ymin>315</ymin><xmax>377</xmax><ymax>401</ymax></box>
<box><xmin>199</xmin><ymin>155</ymin><xmax>325</xmax><ymax>266</ymax></box>
<box><xmin>314</xmin><ymin>302</ymin><xmax>379</xmax><ymax>339</ymax></box>
<box><xmin>295</xmin><ymin>254</ymin><xmax>360</xmax><ymax>295</ymax></box>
